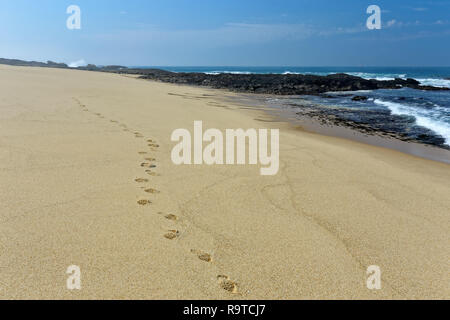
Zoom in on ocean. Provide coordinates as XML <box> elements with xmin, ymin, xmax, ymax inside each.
<box><xmin>140</xmin><ymin>66</ymin><xmax>450</xmax><ymax>148</ymax></box>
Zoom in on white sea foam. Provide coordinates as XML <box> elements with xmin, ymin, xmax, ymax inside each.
<box><xmin>373</xmin><ymin>77</ymin><xmax>396</xmax><ymax>81</ymax></box>
<box><xmin>68</xmin><ymin>59</ymin><xmax>87</xmax><ymax>68</ymax></box>
<box><xmin>416</xmin><ymin>78</ymin><xmax>450</xmax><ymax>88</ymax></box>
<box><xmin>205</xmin><ymin>71</ymin><xmax>252</xmax><ymax>75</ymax></box>
<box><xmin>343</xmin><ymin>72</ymin><xmax>408</xmax><ymax>81</ymax></box>
<box><xmin>346</xmin><ymin>73</ymin><xmax>450</xmax><ymax>88</ymax></box>
<box><xmin>374</xmin><ymin>99</ymin><xmax>450</xmax><ymax>145</ymax></box>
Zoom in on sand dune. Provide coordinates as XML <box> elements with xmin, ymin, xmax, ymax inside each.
<box><xmin>0</xmin><ymin>65</ymin><xmax>448</xmax><ymax>299</ymax></box>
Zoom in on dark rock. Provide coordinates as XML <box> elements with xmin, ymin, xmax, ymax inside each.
<box><xmin>352</xmin><ymin>95</ymin><xmax>369</xmax><ymax>101</ymax></box>
<box><xmin>84</xmin><ymin>64</ymin><xmax>99</xmax><ymax>71</ymax></box>
<box><xmin>135</xmin><ymin>70</ymin><xmax>449</xmax><ymax>95</ymax></box>
<box><xmin>405</xmin><ymin>78</ymin><xmax>420</xmax><ymax>85</ymax></box>
<box><xmin>47</xmin><ymin>60</ymin><xmax>68</xmax><ymax>68</ymax></box>
<box><xmin>101</xmin><ymin>65</ymin><xmax>128</xmax><ymax>71</ymax></box>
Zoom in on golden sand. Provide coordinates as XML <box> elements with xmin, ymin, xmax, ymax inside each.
<box><xmin>0</xmin><ymin>65</ymin><xmax>448</xmax><ymax>299</ymax></box>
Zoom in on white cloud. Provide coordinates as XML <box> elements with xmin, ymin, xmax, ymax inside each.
<box><xmin>387</xmin><ymin>20</ymin><xmax>397</xmax><ymax>27</ymax></box>
<box><xmin>385</xmin><ymin>20</ymin><xmax>423</xmax><ymax>28</ymax></box>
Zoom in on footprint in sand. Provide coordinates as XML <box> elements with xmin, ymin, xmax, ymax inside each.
<box><xmin>217</xmin><ymin>275</ymin><xmax>238</xmax><ymax>294</ymax></box>
<box><xmin>148</xmin><ymin>144</ymin><xmax>160</xmax><ymax>148</ymax></box>
<box><xmin>145</xmin><ymin>157</ymin><xmax>156</xmax><ymax>161</ymax></box>
<box><xmin>164</xmin><ymin>230</ymin><xmax>180</xmax><ymax>240</ymax></box>
<box><xmin>191</xmin><ymin>249</ymin><xmax>212</xmax><ymax>262</ymax></box>
<box><xmin>137</xmin><ymin>199</ymin><xmax>152</xmax><ymax>206</ymax></box>
<box><xmin>135</xmin><ymin>178</ymin><xmax>149</xmax><ymax>183</ymax></box>
<box><xmin>140</xmin><ymin>162</ymin><xmax>157</xmax><ymax>168</ymax></box>
<box><xmin>145</xmin><ymin>170</ymin><xmax>158</xmax><ymax>176</ymax></box>
<box><xmin>144</xmin><ymin>188</ymin><xmax>160</xmax><ymax>194</ymax></box>
<box><xmin>158</xmin><ymin>212</ymin><xmax>178</xmax><ymax>221</ymax></box>
<box><xmin>165</xmin><ymin>214</ymin><xmax>177</xmax><ymax>221</ymax></box>
<box><xmin>141</xmin><ymin>163</ymin><xmax>157</xmax><ymax>168</ymax></box>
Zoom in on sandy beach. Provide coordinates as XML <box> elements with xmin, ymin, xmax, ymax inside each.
<box><xmin>0</xmin><ymin>64</ymin><xmax>449</xmax><ymax>299</ymax></box>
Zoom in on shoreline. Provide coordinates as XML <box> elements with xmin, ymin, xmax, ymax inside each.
<box><xmin>221</xmin><ymin>92</ymin><xmax>450</xmax><ymax>164</ymax></box>
<box><xmin>1</xmin><ymin>65</ymin><xmax>449</xmax><ymax>299</ymax></box>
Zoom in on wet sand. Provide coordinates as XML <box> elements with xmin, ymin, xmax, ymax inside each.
<box><xmin>226</xmin><ymin>93</ymin><xmax>450</xmax><ymax>164</ymax></box>
<box><xmin>0</xmin><ymin>65</ymin><xmax>449</xmax><ymax>299</ymax></box>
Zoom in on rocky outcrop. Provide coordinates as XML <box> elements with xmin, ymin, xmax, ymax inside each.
<box><xmin>134</xmin><ymin>71</ymin><xmax>449</xmax><ymax>95</ymax></box>
<box><xmin>352</xmin><ymin>96</ymin><xmax>369</xmax><ymax>101</ymax></box>
<box><xmin>0</xmin><ymin>58</ymin><xmax>50</xmax><ymax>67</ymax></box>
<box><xmin>46</xmin><ymin>61</ymin><xmax>68</xmax><ymax>68</ymax></box>
<box><xmin>0</xmin><ymin>58</ymin><xmax>67</xmax><ymax>68</ymax></box>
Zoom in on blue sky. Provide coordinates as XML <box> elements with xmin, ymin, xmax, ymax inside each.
<box><xmin>0</xmin><ymin>0</ymin><xmax>449</xmax><ymax>66</ymax></box>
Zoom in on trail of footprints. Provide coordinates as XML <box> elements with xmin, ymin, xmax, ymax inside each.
<box><xmin>73</xmin><ymin>97</ymin><xmax>239</xmax><ymax>295</ymax></box>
